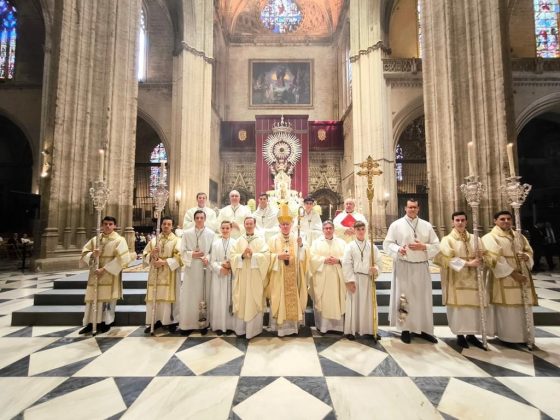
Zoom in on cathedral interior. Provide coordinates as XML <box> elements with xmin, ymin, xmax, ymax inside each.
<box><xmin>1</xmin><ymin>0</ymin><xmax>560</xmax><ymax>418</ymax></box>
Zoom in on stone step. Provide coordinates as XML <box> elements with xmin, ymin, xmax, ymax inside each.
<box><xmin>34</xmin><ymin>289</ymin><xmax>148</xmax><ymax>306</ymax></box>
<box><xmin>12</xmin><ymin>303</ymin><xmax>560</xmax><ymax>327</ymax></box>
<box><xmin>54</xmin><ymin>272</ymin><xmax>149</xmax><ymax>290</ymax></box>
<box><xmin>52</xmin><ymin>271</ymin><xmax>442</xmax><ymax>291</ymax></box>
<box><xmin>33</xmin><ymin>288</ymin><xmax>445</xmax><ymax>307</ymax></box>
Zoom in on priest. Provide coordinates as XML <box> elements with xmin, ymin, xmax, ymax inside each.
<box><xmin>142</xmin><ymin>216</ymin><xmax>182</xmax><ymax>334</ymax></box>
<box><xmin>298</xmin><ymin>196</ymin><xmax>322</xmax><ymax>246</ymax></box>
<box><xmin>79</xmin><ymin>216</ymin><xmax>131</xmax><ymax>334</ymax></box>
<box><xmin>309</xmin><ymin>220</ymin><xmax>347</xmax><ymax>333</ymax></box>
<box><xmin>182</xmin><ymin>192</ymin><xmax>218</xmax><ymax>232</ymax></box>
<box><xmin>482</xmin><ymin>210</ymin><xmax>537</xmax><ymax>344</ymax></box>
<box><xmin>333</xmin><ymin>198</ymin><xmax>367</xmax><ymax>242</ymax></box>
<box><xmin>179</xmin><ymin>210</ymin><xmax>215</xmax><ymax>335</ymax></box>
<box><xmin>253</xmin><ymin>193</ymin><xmax>279</xmax><ymax>241</ymax></box>
<box><xmin>383</xmin><ymin>198</ymin><xmax>440</xmax><ymax>344</ymax></box>
<box><xmin>434</xmin><ymin>211</ymin><xmax>494</xmax><ymax>348</ymax></box>
<box><xmin>230</xmin><ymin>216</ymin><xmax>270</xmax><ymax>338</ymax></box>
<box><xmin>218</xmin><ymin>190</ymin><xmax>252</xmax><ymax>239</ymax></box>
<box><xmin>268</xmin><ymin>204</ymin><xmax>308</xmax><ymax>336</ymax></box>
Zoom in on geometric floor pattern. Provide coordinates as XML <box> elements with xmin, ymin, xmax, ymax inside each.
<box><xmin>1</xmin><ymin>270</ymin><xmax>560</xmax><ymax>419</ymax></box>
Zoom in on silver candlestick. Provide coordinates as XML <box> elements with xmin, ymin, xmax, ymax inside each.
<box><xmin>88</xmin><ymin>179</ymin><xmax>111</xmax><ymax>337</ymax></box>
<box><xmin>501</xmin><ymin>175</ymin><xmax>534</xmax><ymax>350</ymax></box>
<box><xmin>460</xmin><ymin>175</ymin><xmax>488</xmax><ymax>350</ymax></box>
<box><xmin>149</xmin><ymin>161</ymin><xmax>169</xmax><ymax>335</ymax></box>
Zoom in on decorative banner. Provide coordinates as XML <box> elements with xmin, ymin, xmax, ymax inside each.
<box><xmin>255</xmin><ymin>115</ymin><xmax>309</xmax><ymax>196</ymax></box>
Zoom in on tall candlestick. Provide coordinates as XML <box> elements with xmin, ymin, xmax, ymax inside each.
<box><xmin>98</xmin><ymin>149</ymin><xmax>105</xmax><ymax>181</ymax></box>
<box><xmin>507</xmin><ymin>143</ymin><xmax>516</xmax><ymax>178</ymax></box>
<box><xmin>467</xmin><ymin>141</ymin><xmax>476</xmax><ymax>177</ymax></box>
<box><xmin>329</xmin><ymin>204</ymin><xmax>332</xmax><ymax>219</ymax></box>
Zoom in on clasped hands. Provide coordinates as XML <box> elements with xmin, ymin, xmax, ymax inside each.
<box><xmin>399</xmin><ymin>240</ymin><xmax>427</xmax><ymax>256</ymax></box>
<box><xmin>325</xmin><ymin>256</ymin><xmax>339</xmax><ymax>265</ymax></box>
<box><xmin>192</xmin><ymin>250</ymin><xmax>209</xmax><ymax>266</ymax></box>
<box><xmin>220</xmin><ymin>261</ymin><xmax>231</xmax><ymax>276</ymax></box>
<box><xmin>243</xmin><ymin>247</ymin><xmax>253</xmax><ymax>260</ymax></box>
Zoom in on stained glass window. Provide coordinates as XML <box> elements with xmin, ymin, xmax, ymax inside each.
<box><xmin>260</xmin><ymin>0</ymin><xmax>303</xmax><ymax>34</ymax></box>
<box><xmin>395</xmin><ymin>144</ymin><xmax>404</xmax><ymax>182</ymax></box>
<box><xmin>534</xmin><ymin>0</ymin><xmax>560</xmax><ymax>58</ymax></box>
<box><xmin>0</xmin><ymin>0</ymin><xmax>16</xmax><ymax>80</ymax></box>
<box><xmin>137</xmin><ymin>6</ymin><xmax>147</xmax><ymax>81</ymax></box>
<box><xmin>149</xmin><ymin>143</ymin><xmax>167</xmax><ymax>196</ymax></box>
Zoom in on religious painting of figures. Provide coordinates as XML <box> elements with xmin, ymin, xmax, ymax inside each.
<box><xmin>250</xmin><ymin>60</ymin><xmax>313</xmax><ymax>107</ymax></box>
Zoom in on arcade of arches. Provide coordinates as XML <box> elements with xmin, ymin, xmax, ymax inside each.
<box><xmin>0</xmin><ymin>0</ymin><xmax>559</xmax><ymax>269</ymax></box>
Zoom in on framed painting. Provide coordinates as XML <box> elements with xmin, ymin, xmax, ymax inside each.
<box><xmin>250</xmin><ymin>59</ymin><xmax>313</xmax><ymax>107</ymax></box>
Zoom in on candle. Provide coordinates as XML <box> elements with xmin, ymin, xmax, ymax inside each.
<box><xmin>507</xmin><ymin>143</ymin><xmax>516</xmax><ymax>178</ymax></box>
<box><xmin>467</xmin><ymin>142</ymin><xmax>476</xmax><ymax>177</ymax></box>
<box><xmin>98</xmin><ymin>149</ymin><xmax>105</xmax><ymax>181</ymax></box>
<box><xmin>329</xmin><ymin>204</ymin><xmax>332</xmax><ymax>219</ymax></box>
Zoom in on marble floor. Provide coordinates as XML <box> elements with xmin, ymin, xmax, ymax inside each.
<box><xmin>0</xmin><ymin>269</ymin><xmax>560</xmax><ymax>419</ymax></box>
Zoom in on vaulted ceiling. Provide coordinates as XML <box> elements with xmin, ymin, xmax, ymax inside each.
<box><xmin>217</xmin><ymin>0</ymin><xmax>348</xmax><ymax>44</ymax></box>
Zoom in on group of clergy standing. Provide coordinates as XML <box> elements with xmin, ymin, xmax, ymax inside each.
<box><xmin>79</xmin><ymin>191</ymin><xmax>538</xmax><ymax>350</ymax></box>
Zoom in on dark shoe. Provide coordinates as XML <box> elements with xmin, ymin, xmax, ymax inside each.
<box><xmin>200</xmin><ymin>327</ymin><xmax>208</xmax><ymax>336</ymax></box>
<box><xmin>180</xmin><ymin>329</ymin><xmax>193</xmax><ymax>336</ymax></box>
<box><xmin>466</xmin><ymin>335</ymin><xmax>486</xmax><ymax>350</ymax></box>
<box><xmin>167</xmin><ymin>323</ymin><xmax>178</xmax><ymax>333</ymax></box>
<box><xmin>457</xmin><ymin>335</ymin><xmax>469</xmax><ymax>348</ymax></box>
<box><xmin>98</xmin><ymin>322</ymin><xmax>110</xmax><ymax>334</ymax></box>
<box><xmin>144</xmin><ymin>321</ymin><xmax>163</xmax><ymax>334</ymax></box>
<box><xmin>79</xmin><ymin>324</ymin><xmax>93</xmax><ymax>335</ymax></box>
<box><xmin>401</xmin><ymin>330</ymin><xmax>411</xmax><ymax>344</ymax></box>
<box><xmin>216</xmin><ymin>330</ymin><xmax>224</xmax><ymax>336</ymax></box>
<box><xmin>236</xmin><ymin>333</ymin><xmax>246</xmax><ymax>339</ymax></box>
<box><xmin>345</xmin><ymin>334</ymin><xmax>356</xmax><ymax>341</ymax></box>
<box><xmin>420</xmin><ymin>332</ymin><xmax>438</xmax><ymax>343</ymax></box>
<box><xmin>225</xmin><ymin>330</ymin><xmax>235</xmax><ymax>335</ymax></box>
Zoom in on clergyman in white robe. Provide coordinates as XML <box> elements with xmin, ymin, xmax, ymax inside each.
<box><xmin>179</xmin><ymin>224</ymin><xmax>215</xmax><ymax>332</ymax></box>
<box><xmin>342</xmin><ymin>238</ymin><xmax>382</xmax><ymax>337</ymax></box>
<box><xmin>309</xmin><ymin>222</ymin><xmax>347</xmax><ymax>333</ymax></box>
<box><xmin>209</xmin><ymin>229</ymin><xmax>245</xmax><ymax>335</ymax></box>
<box><xmin>383</xmin><ymin>211</ymin><xmax>439</xmax><ymax>339</ymax></box>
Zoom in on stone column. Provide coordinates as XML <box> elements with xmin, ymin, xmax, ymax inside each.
<box><xmin>348</xmin><ymin>0</ymin><xmax>393</xmax><ymax>239</ymax></box>
<box><xmin>170</xmin><ymin>0</ymin><xmax>214</xmax><ymax>225</ymax></box>
<box><xmin>38</xmin><ymin>0</ymin><xmax>140</xmax><ymax>270</ymax></box>
<box><xmin>421</xmin><ymin>0</ymin><xmax>515</xmax><ymax>234</ymax></box>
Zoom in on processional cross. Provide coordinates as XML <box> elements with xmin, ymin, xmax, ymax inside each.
<box><xmin>355</xmin><ymin>155</ymin><xmax>383</xmax><ymax>339</ymax></box>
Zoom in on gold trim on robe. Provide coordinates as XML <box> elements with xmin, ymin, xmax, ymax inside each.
<box><xmin>482</xmin><ymin>226</ymin><xmax>538</xmax><ymax>306</ymax></box>
<box><xmin>268</xmin><ymin>234</ymin><xmax>308</xmax><ymax>325</ymax></box>
<box><xmin>81</xmin><ymin>231</ymin><xmax>131</xmax><ymax>303</ymax></box>
<box><xmin>143</xmin><ymin>232</ymin><xmax>182</xmax><ymax>303</ymax></box>
<box><xmin>434</xmin><ymin>229</ymin><xmax>490</xmax><ymax>307</ymax></box>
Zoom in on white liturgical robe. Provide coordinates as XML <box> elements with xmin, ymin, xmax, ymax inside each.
<box><xmin>209</xmin><ymin>236</ymin><xmax>245</xmax><ymax>335</ymax></box>
<box><xmin>179</xmin><ymin>226</ymin><xmax>215</xmax><ymax>331</ymax></box>
<box><xmin>183</xmin><ymin>207</ymin><xmax>218</xmax><ymax>232</ymax></box>
<box><xmin>310</xmin><ymin>236</ymin><xmax>347</xmax><ymax>333</ymax></box>
<box><xmin>253</xmin><ymin>206</ymin><xmax>279</xmax><ymax>242</ymax></box>
<box><xmin>218</xmin><ymin>205</ymin><xmax>252</xmax><ymax>239</ymax></box>
<box><xmin>342</xmin><ymin>240</ymin><xmax>382</xmax><ymax>336</ymax></box>
<box><xmin>383</xmin><ymin>216</ymin><xmax>439</xmax><ymax>334</ymax></box>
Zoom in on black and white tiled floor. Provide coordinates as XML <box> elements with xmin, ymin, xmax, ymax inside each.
<box><xmin>0</xmin><ymin>270</ymin><xmax>560</xmax><ymax>419</ymax></box>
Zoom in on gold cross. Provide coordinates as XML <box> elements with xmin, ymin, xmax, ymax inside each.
<box><xmin>355</xmin><ymin>156</ymin><xmax>383</xmax><ymax>201</ymax></box>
